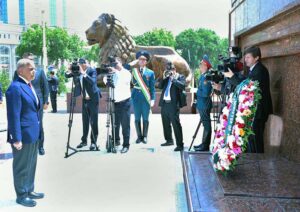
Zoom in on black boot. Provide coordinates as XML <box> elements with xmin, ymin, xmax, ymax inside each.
<box><xmin>135</xmin><ymin>121</ymin><xmax>142</xmax><ymax>144</ymax></box>
<box><xmin>142</xmin><ymin>121</ymin><xmax>149</xmax><ymax>144</ymax></box>
<box><xmin>194</xmin><ymin>129</ymin><xmax>211</xmax><ymax>151</ymax></box>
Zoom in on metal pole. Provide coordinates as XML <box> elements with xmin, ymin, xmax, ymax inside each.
<box><xmin>42</xmin><ymin>10</ymin><xmax>48</xmax><ymax>72</ymax></box>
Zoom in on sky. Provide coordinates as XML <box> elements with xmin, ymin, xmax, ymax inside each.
<box><xmin>66</xmin><ymin>0</ymin><xmax>231</xmax><ymax>39</ymax></box>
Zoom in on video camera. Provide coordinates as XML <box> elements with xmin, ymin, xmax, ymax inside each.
<box><xmin>70</xmin><ymin>59</ymin><xmax>81</xmax><ymax>76</ymax></box>
<box><xmin>205</xmin><ymin>46</ymin><xmax>243</xmax><ymax>84</ymax></box>
<box><xmin>217</xmin><ymin>46</ymin><xmax>243</xmax><ymax>73</ymax></box>
<box><xmin>96</xmin><ymin>56</ymin><xmax>118</xmax><ymax>75</ymax></box>
<box><xmin>96</xmin><ymin>56</ymin><xmax>119</xmax><ymax>88</ymax></box>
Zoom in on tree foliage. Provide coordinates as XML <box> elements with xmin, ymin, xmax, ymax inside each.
<box><xmin>134</xmin><ymin>28</ymin><xmax>176</xmax><ymax>47</ymax></box>
<box><xmin>16</xmin><ymin>24</ymin><xmax>85</xmax><ymax>64</ymax></box>
<box><xmin>175</xmin><ymin>28</ymin><xmax>228</xmax><ymax>69</ymax></box>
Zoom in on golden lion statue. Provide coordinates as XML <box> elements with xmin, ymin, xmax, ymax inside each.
<box><xmin>85</xmin><ymin>13</ymin><xmax>191</xmax><ymax>82</ymax></box>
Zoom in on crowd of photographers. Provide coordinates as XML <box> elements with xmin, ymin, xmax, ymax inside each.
<box><xmin>64</xmin><ymin>45</ymin><xmax>272</xmax><ymax>155</ymax></box>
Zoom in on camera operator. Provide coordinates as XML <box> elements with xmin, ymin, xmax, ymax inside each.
<box><xmin>65</xmin><ymin>58</ymin><xmax>101</xmax><ymax>150</ymax></box>
<box><xmin>217</xmin><ymin>46</ymin><xmax>273</xmax><ymax>153</ymax></box>
<box><xmin>103</xmin><ymin>57</ymin><xmax>132</xmax><ymax>154</ymax></box>
<box><xmin>193</xmin><ymin>55</ymin><xmax>213</xmax><ymax>152</ymax></box>
<box><xmin>159</xmin><ymin>62</ymin><xmax>186</xmax><ymax>152</ymax></box>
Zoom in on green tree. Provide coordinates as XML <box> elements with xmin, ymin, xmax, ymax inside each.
<box><xmin>175</xmin><ymin>28</ymin><xmax>228</xmax><ymax>69</ymax></box>
<box><xmin>0</xmin><ymin>69</ymin><xmax>11</xmax><ymax>94</ymax></box>
<box><xmin>134</xmin><ymin>28</ymin><xmax>176</xmax><ymax>47</ymax></box>
<box><xmin>16</xmin><ymin>24</ymin><xmax>85</xmax><ymax>64</ymax></box>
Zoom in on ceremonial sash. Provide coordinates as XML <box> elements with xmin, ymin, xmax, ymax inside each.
<box><xmin>132</xmin><ymin>68</ymin><xmax>151</xmax><ymax>105</ymax></box>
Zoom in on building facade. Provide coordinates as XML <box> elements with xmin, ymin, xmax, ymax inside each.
<box><xmin>0</xmin><ymin>0</ymin><xmax>67</xmax><ymax>79</ymax></box>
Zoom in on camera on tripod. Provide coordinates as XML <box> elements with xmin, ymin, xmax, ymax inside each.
<box><xmin>205</xmin><ymin>46</ymin><xmax>243</xmax><ymax>84</ymax></box>
<box><xmin>217</xmin><ymin>46</ymin><xmax>243</xmax><ymax>73</ymax></box>
<box><xmin>70</xmin><ymin>59</ymin><xmax>81</xmax><ymax>76</ymax></box>
<box><xmin>96</xmin><ymin>56</ymin><xmax>118</xmax><ymax>75</ymax></box>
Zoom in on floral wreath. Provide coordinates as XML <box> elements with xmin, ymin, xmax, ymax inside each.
<box><xmin>211</xmin><ymin>79</ymin><xmax>261</xmax><ymax>174</ymax></box>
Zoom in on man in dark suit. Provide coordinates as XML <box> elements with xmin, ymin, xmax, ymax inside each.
<box><xmin>47</xmin><ymin>70</ymin><xmax>59</xmax><ymax>113</ymax></box>
<box><xmin>14</xmin><ymin>53</ymin><xmax>49</xmax><ymax>155</ymax></box>
<box><xmin>71</xmin><ymin>59</ymin><xmax>101</xmax><ymax>150</ymax></box>
<box><xmin>225</xmin><ymin>46</ymin><xmax>273</xmax><ymax>153</ymax></box>
<box><xmin>6</xmin><ymin>59</ymin><xmax>44</xmax><ymax>207</ymax></box>
<box><xmin>159</xmin><ymin>62</ymin><xmax>186</xmax><ymax>152</ymax></box>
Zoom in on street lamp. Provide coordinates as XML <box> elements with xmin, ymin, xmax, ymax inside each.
<box><xmin>41</xmin><ymin>10</ymin><xmax>48</xmax><ymax>72</ymax></box>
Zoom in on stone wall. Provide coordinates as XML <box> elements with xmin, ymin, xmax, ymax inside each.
<box><xmin>233</xmin><ymin>5</ymin><xmax>300</xmax><ymax>162</ymax></box>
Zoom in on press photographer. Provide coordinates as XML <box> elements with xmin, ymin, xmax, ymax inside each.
<box><xmin>159</xmin><ymin>61</ymin><xmax>186</xmax><ymax>152</ymax></box>
<box><xmin>65</xmin><ymin>58</ymin><xmax>101</xmax><ymax>151</ymax></box>
<box><xmin>207</xmin><ymin>47</ymin><xmax>244</xmax><ymax>103</ymax></box>
<box><xmin>103</xmin><ymin>57</ymin><xmax>132</xmax><ymax>154</ymax></box>
<box><xmin>220</xmin><ymin>46</ymin><xmax>273</xmax><ymax>153</ymax></box>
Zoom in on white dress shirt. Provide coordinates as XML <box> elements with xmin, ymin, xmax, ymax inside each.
<box><xmin>163</xmin><ymin>79</ymin><xmax>172</xmax><ymax>101</ymax></box>
<box><xmin>112</xmin><ymin>68</ymin><xmax>132</xmax><ymax>102</ymax></box>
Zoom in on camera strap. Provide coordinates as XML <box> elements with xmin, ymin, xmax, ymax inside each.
<box><xmin>132</xmin><ymin>68</ymin><xmax>151</xmax><ymax>105</ymax></box>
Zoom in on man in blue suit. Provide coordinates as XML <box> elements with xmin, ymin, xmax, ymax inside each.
<box><xmin>67</xmin><ymin>59</ymin><xmax>101</xmax><ymax>150</ymax></box>
<box><xmin>194</xmin><ymin>55</ymin><xmax>213</xmax><ymax>151</ymax></box>
<box><xmin>6</xmin><ymin>59</ymin><xmax>44</xmax><ymax>207</ymax></box>
<box><xmin>14</xmin><ymin>53</ymin><xmax>49</xmax><ymax>155</ymax></box>
<box><xmin>131</xmin><ymin>51</ymin><xmax>156</xmax><ymax>144</ymax></box>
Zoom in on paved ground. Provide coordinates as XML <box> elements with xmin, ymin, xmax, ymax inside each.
<box><xmin>0</xmin><ymin>96</ymin><xmax>204</xmax><ymax>212</ymax></box>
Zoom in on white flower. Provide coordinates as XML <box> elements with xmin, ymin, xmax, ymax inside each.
<box><xmin>236</xmin><ymin>137</ymin><xmax>244</xmax><ymax>146</ymax></box>
<box><xmin>236</xmin><ymin>116</ymin><xmax>244</xmax><ymax>124</ymax></box>
<box><xmin>227</xmin><ymin>135</ymin><xmax>235</xmax><ymax>149</ymax></box>
<box><xmin>239</xmin><ymin>94</ymin><xmax>246</xmax><ymax>103</ymax></box>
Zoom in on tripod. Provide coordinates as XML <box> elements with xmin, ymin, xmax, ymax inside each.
<box><xmin>64</xmin><ymin>78</ymin><xmax>100</xmax><ymax>158</ymax></box>
<box><xmin>188</xmin><ymin>90</ymin><xmax>222</xmax><ymax>151</ymax></box>
<box><xmin>105</xmin><ymin>81</ymin><xmax>117</xmax><ymax>153</ymax></box>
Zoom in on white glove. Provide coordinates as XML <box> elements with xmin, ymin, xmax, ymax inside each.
<box><xmin>150</xmin><ymin>100</ymin><xmax>155</xmax><ymax>107</ymax></box>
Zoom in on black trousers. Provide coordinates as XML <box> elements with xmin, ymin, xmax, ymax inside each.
<box><xmin>248</xmin><ymin>119</ymin><xmax>266</xmax><ymax>153</ymax></box>
<box><xmin>114</xmin><ymin>98</ymin><xmax>131</xmax><ymax>147</ymax></box>
<box><xmin>161</xmin><ymin>102</ymin><xmax>183</xmax><ymax>147</ymax></box>
<box><xmin>81</xmin><ymin>99</ymin><xmax>99</xmax><ymax>144</ymax></box>
<box><xmin>12</xmin><ymin>141</ymin><xmax>38</xmax><ymax>199</ymax></box>
<box><xmin>198</xmin><ymin>108</ymin><xmax>212</xmax><ymax>146</ymax></box>
<box><xmin>50</xmin><ymin>91</ymin><xmax>57</xmax><ymax>112</ymax></box>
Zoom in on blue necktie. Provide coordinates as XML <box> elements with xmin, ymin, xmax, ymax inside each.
<box><xmin>165</xmin><ymin>79</ymin><xmax>171</xmax><ymax>97</ymax></box>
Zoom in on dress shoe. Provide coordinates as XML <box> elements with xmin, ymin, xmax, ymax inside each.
<box><xmin>136</xmin><ymin>138</ymin><xmax>142</xmax><ymax>144</ymax></box>
<box><xmin>142</xmin><ymin>137</ymin><xmax>147</xmax><ymax>144</ymax></box>
<box><xmin>90</xmin><ymin>143</ymin><xmax>97</xmax><ymax>151</ymax></box>
<box><xmin>28</xmin><ymin>192</ymin><xmax>44</xmax><ymax>199</ymax></box>
<box><xmin>194</xmin><ymin>144</ymin><xmax>209</xmax><ymax>151</ymax></box>
<box><xmin>77</xmin><ymin>142</ymin><xmax>87</xmax><ymax>148</ymax></box>
<box><xmin>16</xmin><ymin>197</ymin><xmax>36</xmax><ymax>207</ymax></box>
<box><xmin>121</xmin><ymin>147</ymin><xmax>129</xmax><ymax>154</ymax></box>
<box><xmin>161</xmin><ymin>141</ymin><xmax>174</xmax><ymax>146</ymax></box>
<box><xmin>174</xmin><ymin>146</ymin><xmax>184</xmax><ymax>152</ymax></box>
<box><xmin>38</xmin><ymin>147</ymin><xmax>45</xmax><ymax>155</ymax></box>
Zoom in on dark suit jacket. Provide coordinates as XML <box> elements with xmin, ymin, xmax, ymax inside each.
<box><xmin>229</xmin><ymin>61</ymin><xmax>273</xmax><ymax>121</ymax></box>
<box><xmin>31</xmin><ymin>68</ymin><xmax>49</xmax><ymax>105</ymax></box>
<box><xmin>48</xmin><ymin>76</ymin><xmax>59</xmax><ymax>92</ymax></box>
<box><xmin>65</xmin><ymin>67</ymin><xmax>101</xmax><ymax>102</ymax></box>
<box><xmin>158</xmin><ymin>74</ymin><xmax>186</xmax><ymax>108</ymax></box>
<box><xmin>6</xmin><ymin>77</ymin><xmax>40</xmax><ymax>144</ymax></box>
<box><xmin>82</xmin><ymin>67</ymin><xmax>101</xmax><ymax>103</ymax></box>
